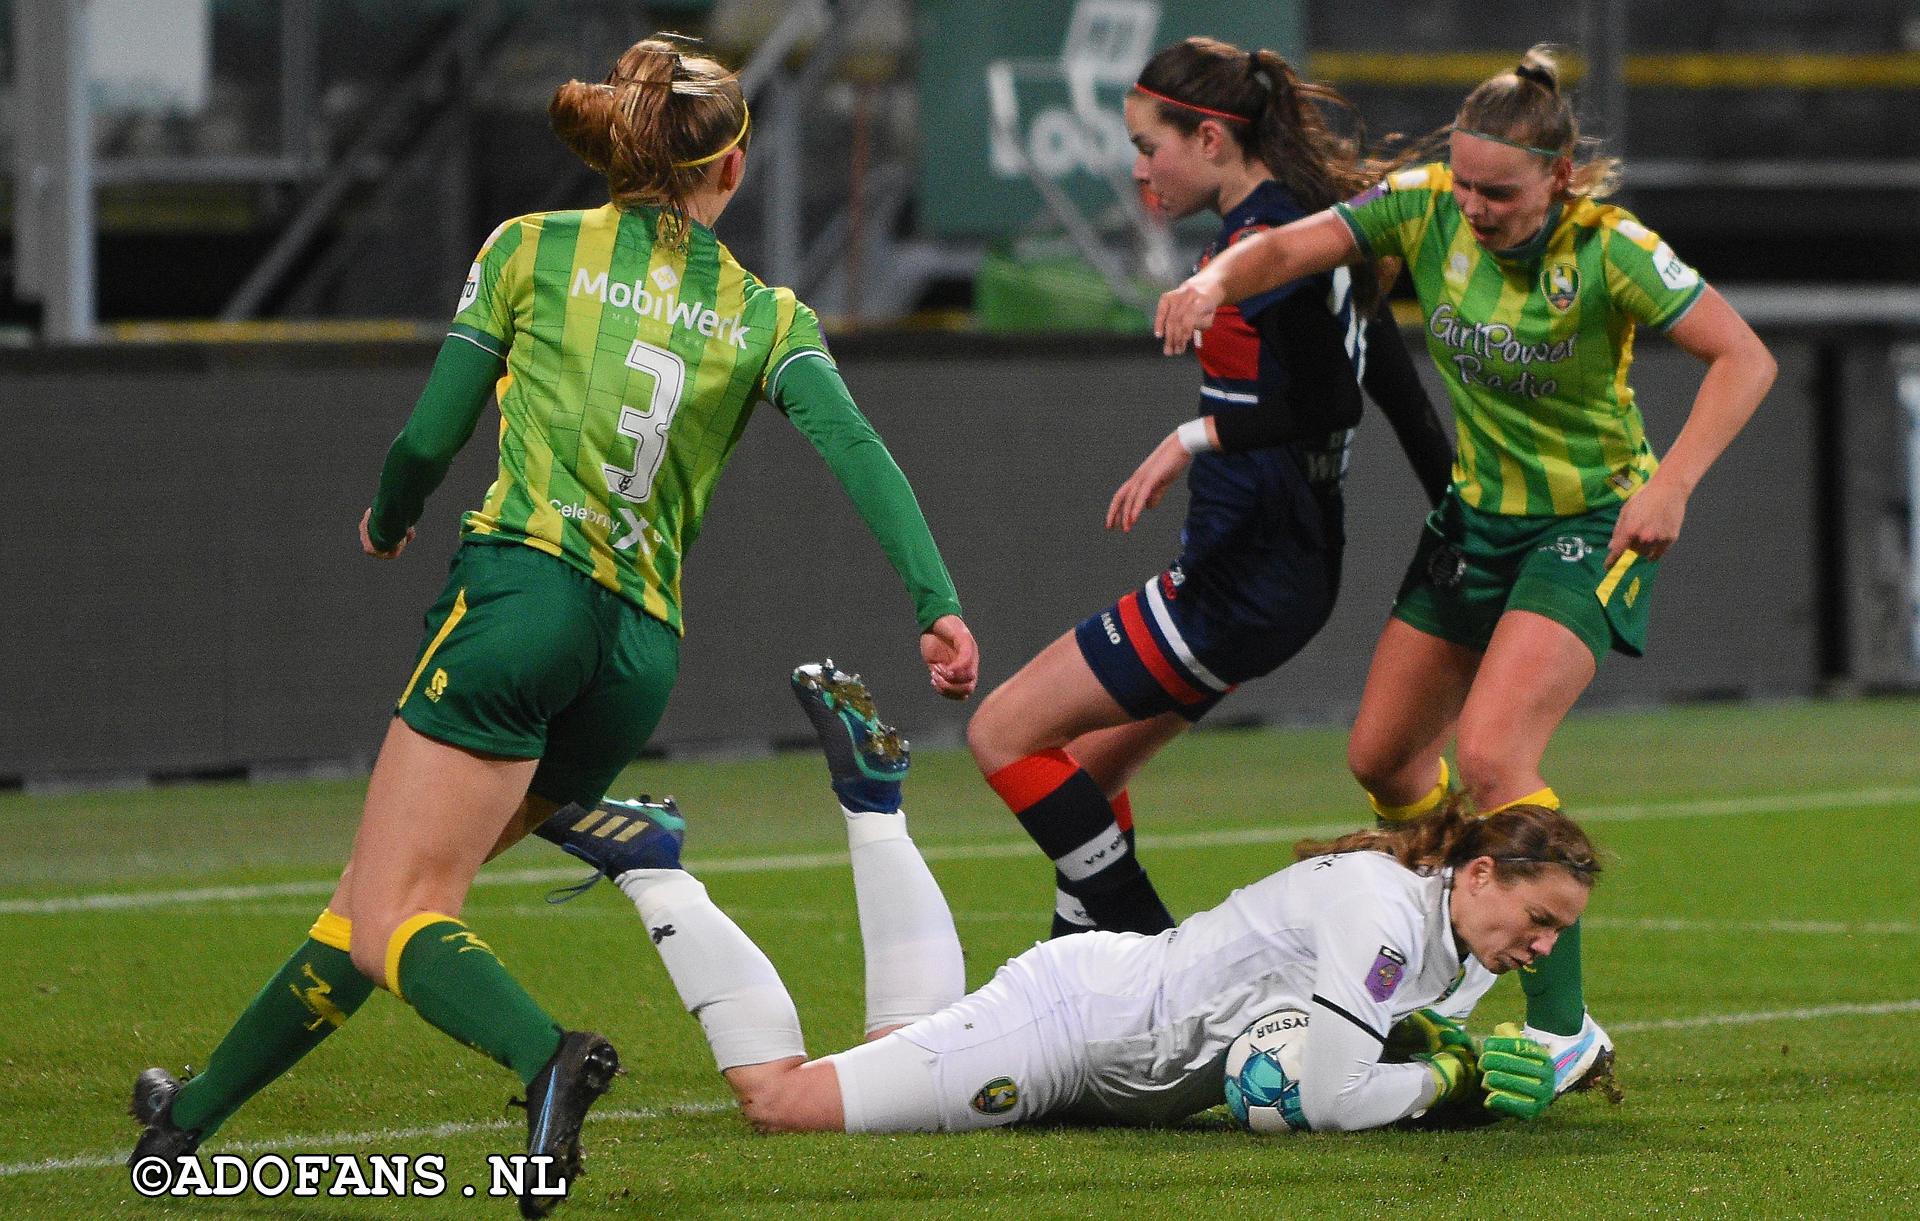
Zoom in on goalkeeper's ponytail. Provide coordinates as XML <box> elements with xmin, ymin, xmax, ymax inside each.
<box><xmin>1293</xmin><ymin>797</ymin><xmax>1600</xmax><ymax>887</ymax></box>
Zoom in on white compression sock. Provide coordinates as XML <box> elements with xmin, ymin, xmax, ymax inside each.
<box><xmin>845</xmin><ymin>807</ymin><xmax>966</xmax><ymax>1034</ymax></box>
<box><xmin>617</xmin><ymin>868</ymin><xmax>804</xmax><ymax>1070</ymax></box>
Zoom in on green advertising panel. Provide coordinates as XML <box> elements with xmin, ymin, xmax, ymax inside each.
<box><xmin>916</xmin><ymin>0</ymin><xmax>1304</xmax><ymax>237</ymax></box>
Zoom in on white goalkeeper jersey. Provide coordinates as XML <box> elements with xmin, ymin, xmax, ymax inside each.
<box><xmin>1012</xmin><ymin>850</ymin><xmax>1497</xmax><ymax>1127</ymax></box>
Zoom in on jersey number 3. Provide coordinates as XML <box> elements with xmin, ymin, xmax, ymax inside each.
<box><xmin>602</xmin><ymin>339</ymin><xmax>686</xmax><ymax>504</ymax></box>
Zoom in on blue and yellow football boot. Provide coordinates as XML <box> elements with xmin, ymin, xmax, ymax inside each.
<box><xmin>790</xmin><ymin>660</ymin><xmax>909</xmax><ymax>813</ymax></box>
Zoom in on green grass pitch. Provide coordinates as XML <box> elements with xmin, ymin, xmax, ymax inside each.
<box><xmin>3</xmin><ymin>697</ymin><xmax>1918</xmax><ymax>1216</ymax></box>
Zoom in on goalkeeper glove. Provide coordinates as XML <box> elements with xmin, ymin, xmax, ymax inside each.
<box><xmin>1387</xmin><ymin>1008</ymin><xmax>1475</xmax><ymax>1059</ymax></box>
<box><xmin>1478</xmin><ymin>1022</ymin><xmax>1557</xmax><ymax>1120</ymax></box>
<box><xmin>1392</xmin><ymin>1009</ymin><xmax>1481</xmax><ymax>1107</ymax></box>
<box><xmin>1416</xmin><ymin>1045</ymin><xmax>1478</xmax><ymax>1105</ymax></box>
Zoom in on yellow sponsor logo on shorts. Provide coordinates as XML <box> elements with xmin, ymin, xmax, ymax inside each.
<box><xmin>426</xmin><ymin>668</ymin><xmax>450</xmax><ymax>702</ymax></box>
<box><xmin>1624</xmin><ymin>576</ymin><xmax>1641</xmax><ymax>608</ymax></box>
<box><xmin>399</xmin><ymin>589</ymin><xmax>467</xmax><ymax>708</ymax></box>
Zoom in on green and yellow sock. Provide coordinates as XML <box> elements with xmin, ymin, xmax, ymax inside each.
<box><xmin>1486</xmin><ymin>788</ymin><xmax>1586</xmax><ymax>1035</ymax></box>
<box><xmin>1519</xmin><ymin>917</ymin><xmax>1586</xmax><ymax>1035</ymax></box>
<box><xmin>1486</xmin><ymin>787</ymin><xmax>1562</xmax><ymax>814</ymax></box>
<box><xmin>170</xmin><ymin>908</ymin><xmax>373</xmax><ymax>1138</ymax></box>
<box><xmin>388</xmin><ymin>913</ymin><xmax>562</xmax><ymax>1086</ymax></box>
<box><xmin>1368</xmin><ymin>759</ymin><xmax>1452</xmax><ymax>826</ymax></box>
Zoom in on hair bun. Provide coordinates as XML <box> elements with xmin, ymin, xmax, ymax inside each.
<box><xmin>1514</xmin><ymin>61</ymin><xmax>1557</xmax><ymax>92</ymax></box>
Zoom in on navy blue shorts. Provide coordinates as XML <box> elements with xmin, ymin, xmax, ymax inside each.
<box><xmin>1074</xmin><ymin>519</ymin><xmax>1341</xmax><ymax>723</ymax></box>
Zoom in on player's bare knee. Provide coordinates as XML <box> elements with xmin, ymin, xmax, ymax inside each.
<box><xmin>1346</xmin><ymin>742</ymin><xmax>1385</xmax><ymax>791</ymax></box>
<box><xmin>1347</xmin><ymin>736</ymin><xmax>1411</xmax><ymax>794</ymax></box>
<box><xmin>735</xmin><ymin>1070</ymin><xmax>839</xmax><ymax>1134</ymax></box>
<box><xmin>736</xmin><ymin>1090</ymin><xmax>800</xmax><ymax>1133</ymax></box>
<box><xmin>965</xmin><ymin>692</ymin><xmax>1015</xmax><ymax>771</ymax></box>
<box><xmin>346</xmin><ymin>930</ymin><xmax>391</xmax><ymax>987</ymax></box>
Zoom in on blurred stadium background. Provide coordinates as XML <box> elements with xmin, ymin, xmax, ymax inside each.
<box><xmin>3</xmin><ymin>0</ymin><xmax>1918</xmax><ymax>788</ymax></box>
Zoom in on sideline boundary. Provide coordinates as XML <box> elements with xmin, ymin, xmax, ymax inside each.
<box><xmin>6</xmin><ymin>785</ymin><xmax>1918</xmax><ymax>916</ymax></box>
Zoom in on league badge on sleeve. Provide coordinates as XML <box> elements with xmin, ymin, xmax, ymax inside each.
<box><xmin>1652</xmin><ymin>242</ymin><xmax>1699</xmax><ymax>291</ymax></box>
<box><xmin>456</xmin><ymin>262</ymin><xmax>480</xmax><ymax>314</ymax></box>
<box><xmin>1366</xmin><ymin>945</ymin><xmax>1408</xmax><ymax>1002</ymax></box>
<box><xmin>1345</xmin><ymin>181</ymin><xmax>1388</xmax><ymax>210</ymax></box>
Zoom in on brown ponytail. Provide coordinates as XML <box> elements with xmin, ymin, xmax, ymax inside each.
<box><xmin>548</xmin><ymin>36</ymin><xmax>749</xmax><ymax>246</ymax></box>
<box><xmin>1134</xmin><ymin>37</ymin><xmax>1398</xmax><ymax>307</ymax></box>
<box><xmin>1293</xmin><ymin>797</ymin><xmax>1602</xmax><ymax>889</ymax></box>
<box><xmin>1134</xmin><ymin>37</ymin><xmax>1391</xmax><ymax>214</ymax></box>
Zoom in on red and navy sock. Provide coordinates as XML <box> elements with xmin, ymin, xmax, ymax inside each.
<box><xmin>988</xmin><ymin>750</ymin><xmax>1173</xmax><ymax>937</ymax></box>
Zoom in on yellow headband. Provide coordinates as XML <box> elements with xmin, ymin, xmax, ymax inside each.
<box><xmin>674</xmin><ymin>100</ymin><xmax>751</xmax><ymax>169</ymax></box>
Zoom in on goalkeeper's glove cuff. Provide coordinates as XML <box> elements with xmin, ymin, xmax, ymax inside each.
<box><xmin>1416</xmin><ymin>1046</ymin><xmax>1476</xmax><ymax>1105</ymax></box>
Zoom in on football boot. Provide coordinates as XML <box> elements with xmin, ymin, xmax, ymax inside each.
<box><xmin>1523</xmin><ymin>1012</ymin><xmax>1622</xmax><ymax>1101</ymax></box>
<box><xmin>128</xmin><ymin>1067</ymin><xmax>201</xmax><ymax>1167</ymax></box>
<box><xmin>534</xmin><ymin>796</ymin><xmax>685</xmax><ymax>896</ymax></box>
<box><xmin>509</xmin><ymin>1031</ymin><xmax>620</xmax><ymax>1218</ymax></box>
<box><xmin>789</xmin><ymin>660</ymin><xmax>909</xmax><ymax>813</ymax></box>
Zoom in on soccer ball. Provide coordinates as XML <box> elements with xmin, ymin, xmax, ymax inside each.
<box><xmin>1223</xmin><ymin>1007</ymin><xmax>1310</xmax><ymax>1133</ymax></box>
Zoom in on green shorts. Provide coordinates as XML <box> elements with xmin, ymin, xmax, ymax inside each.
<box><xmin>1391</xmin><ymin>493</ymin><xmax>1658</xmax><ymax>662</ymax></box>
<box><xmin>394</xmin><ymin>541</ymin><xmax>681</xmax><ymax>808</ymax></box>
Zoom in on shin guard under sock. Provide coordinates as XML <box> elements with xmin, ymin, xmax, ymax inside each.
<box><xmin>169</xmin><ymin>909</ymin><xmax>372</xmax><ymax>1138</ymax></box>
<box><xmin>990</xmin><ymin>751</ymin><xmax>1173</xmax><ymax>936</ymax></box>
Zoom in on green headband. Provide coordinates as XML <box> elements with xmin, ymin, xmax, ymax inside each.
<box><xmin>1452</xmin><ymin>126</ymin><xmax>1565</xmax><ymax>159</ymax></box>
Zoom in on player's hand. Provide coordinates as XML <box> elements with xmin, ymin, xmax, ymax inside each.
<box><xmin>1394</xmin><ymin>1009</ymin><xmax>1479</xmax><ymax>1108</ymax></box>
<box><xmin>921</xmin><ymin>614</ymin><xmax>979</xmax><ymax>700</ymax></box>
<box><xmin>1387</xmin><ymin>1008</ymin><xmax>1475</xmax><ymax>1059</ymax></box>
<box><xmin>1478</xmin><ymin>1022</ymin><xmax>1556</xmax><ymax>1120</ymax></box>
<box><xmin>1416</xmin><ymin>1045</ymin><xmax>1479</xmax><ymax>1105</ymax></box>
<box><xmin>1154</xmin><ymin>273</ymin><xmax>1225</xmax><ymax>355</ymax></box>
<box><xmin>1107</xmin><ymin>431</ymin><xmax>1192</xmax><ymax>532</ymax></box>
<box><xmin>359</xmin><ymin>508</ymin><xmax>414</xmax><ymax>559</ymax></box>
<box><xmin>1605</xmin><ymin>474</ymin><xmax>1688</xmax><ymax>569</ymax></box>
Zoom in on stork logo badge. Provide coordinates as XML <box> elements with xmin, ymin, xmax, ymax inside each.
<box><xmin>971</xmin><ymin>1077</ymin><xmax>1020</xmax><ymax>1116</ymax></box>
<box><xmin>441</xmin><ymin>929</ymin><xmax>495</xmax><ymax>956</ymax></box>
<box><xmin>1541</xmin><ymin>261</ymin><xmax>1579</xmax><ymax>311</ymax></box>
<box><xmin>291</xmin><ymin>963</ymin><xmax>349</xmax><ymax>1032</ymax></box>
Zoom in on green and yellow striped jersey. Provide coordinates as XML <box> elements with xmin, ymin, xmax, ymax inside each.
<box><xmin>1335</xmin><ymin>163</ymin><xmax>1705</xmax><ymax>517</ymax></box>
<box><xmin>447</xmin><ymin>204</ymin><xmax>831</xmax><ymax>631</ymax></box>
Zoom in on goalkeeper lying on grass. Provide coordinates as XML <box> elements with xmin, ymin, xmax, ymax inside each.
<box><xmin>539</xmin><ymin>661</ymin><xmax>1605</xmax><ymax>1134</ymax></box>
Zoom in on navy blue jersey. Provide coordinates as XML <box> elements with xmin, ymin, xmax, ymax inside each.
<box><xmin>1071</xmin><ymin>182</ymin><xmax>1449</xmax><ymax>723</ymax></box>
<box><xmin>1195</xmin><ymin>181</ymin><xmax>1367</xmax><ymax>449</ymax></box>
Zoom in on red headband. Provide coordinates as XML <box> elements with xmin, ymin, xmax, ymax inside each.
<box><xmin>1131</xmin><ymin>83</ymin><xmax>1251</xmax><ymax>124</ymax></box>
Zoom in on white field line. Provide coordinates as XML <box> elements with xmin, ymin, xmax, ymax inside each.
<box><xmin>1612</xmin><ymin>998</ymin><xmax>1920</xmax><ymax>1033</ymax></box>
<box><xmin>1586</xmin><ymin>916</ymin><xmax>1919</xmax><ymax>936</ymax></box>
<box><xmin>75</xmin><ymin>900</ymin><xmax>1920</xmax><ymax>938</ymax></box>
<box><xmin>0</xmin><ymin>1101</ymin><xmax>731</xmax><ymax>1180</ymax></box>
<box><xmin>7</xmin><ymin>999</ymin><xmax>1917</xmax><ymax>1181</ymax></box>
<box><xmin>5</xmin><ymin>783</ymin><xmax>1918</xmax><ymax>917</ymax></box>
